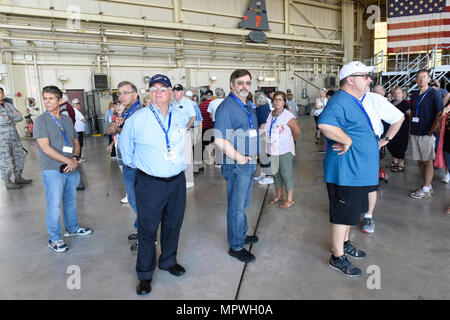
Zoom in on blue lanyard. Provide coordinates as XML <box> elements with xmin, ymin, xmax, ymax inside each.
<box><xmin>47</xmin><ymin>111</ymin><xmax>69</xmax><ymax>145</ymax></box>
<box><xmin>341</xmin><ymin>90</ymin><xmax>376</xmax><ymax>137</ymax></box>
<box><xmin>415</xmin><ymin>89</ymin><xmax>430</xmax><ymax>116</ymax></box>
<box><xmin>269</xmin><ymin>109</ymin><xmax>284</xmax><ymax>138</ymax></box>
<box><xmin>149</xmin><ymin>105</ymin><xmax>172</xmax><ymax>151</ymax></box>
<box><xmin>229</xmin><ymin>93</ymin><xmax>254</xmax><ymax>129</ymax></box>
<box><xmin>125</xmin><ymin>101</ymin><xmax>140</xmax><ymax>120</ymax></box>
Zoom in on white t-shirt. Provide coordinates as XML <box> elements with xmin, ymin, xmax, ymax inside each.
<box><xmin>362</xmin><ymin>92</ymin><xmax>404</xmax><ymax>138</ymax></box>
<box><xmin>74</xmin><ymin>108</ymin><xmax>85</xmax><ymax>132</ymax></box>
<box><xmin>264</xmin><ymin>109</ymin><xmax>296</xmax><ymax>156</ymax></box>
<box><xmin>314</xmin><ymin>97</ymin><xmax>328</xmax><ymax>116</ymax></box>
<box><xmin>207</xmin><ymin>97</ymin><xmax>224</xmax><ymax>122</ymax></box>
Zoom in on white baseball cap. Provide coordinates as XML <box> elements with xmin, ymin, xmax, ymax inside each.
<box><xmin>339</xmin><ymin>61</ymin><xmax>375</xmax><ymax>80</ymax></box>
<box><xmin>71</xmin><ymin>98</ymin><xmax>80</xmax><ymax>104</ymax></box>
<box><xmin>185</xmin><ymin>90</ymin><xmax>193</xmax><ymax>97</ymax></box>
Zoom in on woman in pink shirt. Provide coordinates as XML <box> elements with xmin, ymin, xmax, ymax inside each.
<box><xmin>265</xmin><ymin>91</ymin><xmax>301</xmax><ymax>208</ymax></box>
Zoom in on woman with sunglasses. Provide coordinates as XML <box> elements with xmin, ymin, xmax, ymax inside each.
<box><xmin>265</xmin><ymin>91</ymin><xmax>301</xmax><ymax>208</ymax></box>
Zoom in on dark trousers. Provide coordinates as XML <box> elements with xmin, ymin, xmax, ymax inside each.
<box><xmin>135</xmin><ymin>170</ymin><xmax>186</xmax><ymax>280</ymax></box>
<box><xmin>77</xmin><ymin>132</ymin><xmax>84</xmax><ymax>157</ymax></box>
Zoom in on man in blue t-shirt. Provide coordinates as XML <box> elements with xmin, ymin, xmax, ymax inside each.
<box><xmin>318</xmin><ymin>61</ymin><xmax>378</xmax><ymax>277</ymax></box>
<box><xmin>214</xmin><ymin>69</ymin><xmax>259</xmax><ymax>263</ymax></box>
<box><xmin>409</xmin><ymin>70</ymin><xmax>444</xmax><ymax>199</ymax></box>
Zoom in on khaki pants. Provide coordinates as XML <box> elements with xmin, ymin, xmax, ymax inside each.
<box><xmin>184</xmin><ymin>129</ymin><xmax>194</xmax><ymax>186</ymax></box>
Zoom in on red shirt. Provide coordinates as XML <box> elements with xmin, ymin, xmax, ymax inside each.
<box><xmin>199</xmin><ymin>99</ymin><xmax>213</xmax><ymax>130</ymax></box>
<box><xmin>60</xmin><ymin>101</ymin><xmax>76</xmax><ymax>124</ymax></box>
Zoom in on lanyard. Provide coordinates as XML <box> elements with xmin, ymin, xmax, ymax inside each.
<box><xmin>149</xmin><ymin>105</ymin><xmax>172</xmax><ymax>151</ymax></box>
<box><xmin>47</xmin><ymin>111</ymin><xmax>69</xmax><ymax>145</ymax></box>
<box><xmin>415</xmin><ymin>88</ymin><xmax>430</xmax><ymax>116</ymax></box>
<box><xmin>341</xmin><ymin>90</ymin><xmax>376</xmax><ymax>137</ymax></box>
<box><xmin>229</xmin><ymin>93</ymin><xmax>254</xmax><ymax>129</ymax></box>
<box><xmin>269</xmin><ymin>109</ymin><xmax>284</xmax><ymax>138</ymax></box>
<box><xmin>125</xmin><ymin>101</ymin><xmax>140</xmax><ymax>120</ymax></box>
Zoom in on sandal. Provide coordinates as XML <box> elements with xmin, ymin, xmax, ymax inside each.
<box><xmin>279</xmin><ymin>200</ymin><xmax>295</xmax><ymax>209</ymax></box>
<box><xmin>269</xmin><ymin>198</ymin><xmax>284</xmax><ymax>205</ymax></box>
<box><xmin>386</xmin><ymin>161</ymin><xmax>398</xmax><ymax>168</ymax></box>
<box><xmin>391</xmin><ymin>166</ymin><xmax>405</xmax><ymax>172</ymax></box>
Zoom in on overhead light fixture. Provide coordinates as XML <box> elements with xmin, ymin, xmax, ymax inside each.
<box><xmin>257</xmin><ymin>76</ymin><xmax>264</xmax><ymax>81</ymax></box>
<box><xmin>58</xmin><ymin>75</ymin><xmax>68</xmax><ymax>81</ymax></box>
<box><xmin>210</xmin><ymin>76</ymin><xmax>217</xmax><ymax>81</ymax></box>
<box><xmin>264</xmin><ymin>77</ymin><xmax>276</xmax><ymax>82</ymax></box>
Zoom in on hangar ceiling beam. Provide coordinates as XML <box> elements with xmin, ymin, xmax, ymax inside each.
<box><xmin>0</xmin><ymin>4</ymin><xmax>341</xmax><ymax>45</ymax></box>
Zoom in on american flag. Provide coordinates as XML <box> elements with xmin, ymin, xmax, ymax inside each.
<box><xmin>387</xmin><ymin>0</ymin><xmax>449</xmax><ymax>53</ymax></box>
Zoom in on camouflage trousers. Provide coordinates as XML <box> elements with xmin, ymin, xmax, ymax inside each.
<box><xmin>0</xmin><ymin>138</ymin><xmax>25</xmax><ymax>181</ymax></box>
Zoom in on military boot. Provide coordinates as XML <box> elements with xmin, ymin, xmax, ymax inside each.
<box><xmin>15</xmin><ymin>176</ymin><xmax>33</xmax><ymax>184</ymax></box>
<box><xmin>5</xmin><ymin>179</ymin><xmax>22</xmax><ymax>189</ymax></box>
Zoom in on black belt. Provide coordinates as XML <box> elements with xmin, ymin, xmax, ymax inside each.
<box><xmin>137</xmin><ymin>169</ymin><xmax>182</xmax><ymax>182</ymax></box>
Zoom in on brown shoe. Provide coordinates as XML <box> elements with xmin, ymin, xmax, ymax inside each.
<box><xmin>269</xmin><ymin>197</ymin><xmax>284</xmax><ymax>205</ymax></box>
<box><xmin>279</xmin><ymin>200</ymin><xmax>295</xmax><ymax>209</ymax></box>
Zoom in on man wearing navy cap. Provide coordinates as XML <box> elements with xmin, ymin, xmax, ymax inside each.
<box><xmin>119</xmin><ymin>74</ymin><xmax>189</xmax><ymax>295</ymax></box>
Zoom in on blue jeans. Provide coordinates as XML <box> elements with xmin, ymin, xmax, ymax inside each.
<box><xmin>122</xmin><ymin>165</ymin><xmax>138</xmax><ymax>229</ymax></box>
<box><xmin>221</xmin><ymin>163</ymin><xmax>256</xmax><ymax>251</ymax></box>
<box><xmin>42</xmin><ymin>170</ymin><xmax>80</xmax><ymax>242</ymax></box>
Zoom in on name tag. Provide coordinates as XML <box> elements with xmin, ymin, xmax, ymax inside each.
<box><xmin>412</xmin><ymin>117</ymin><xmax>420</xmax><ymax>123</ymax></box>
<box><xmin>63</xmin><ymin>146</ymin><xmax>73</xmax><ymax>153</ymax></box>
<box><xmin>248</xmin><ymin>129</ymin><xmax>257</xmax><ymax>138</ymax></box>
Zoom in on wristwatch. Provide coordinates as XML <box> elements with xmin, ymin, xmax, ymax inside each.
<box><xmin>384</xmin><ymin>136</ymin><xmax>391</xmax><ymax>142</ymax></box>
<box><xmin>72</xmin><ymin>155</ymin><xmax>80</xmax><ymax>161</ymax></box>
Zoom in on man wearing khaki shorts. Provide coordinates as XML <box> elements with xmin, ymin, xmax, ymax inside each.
<box><xmin>409</xmin><ymin>70</ymin><xmax>443</xmax><ymax>199</ymax></box>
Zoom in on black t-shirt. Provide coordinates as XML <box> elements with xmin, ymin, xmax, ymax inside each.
<box><xmin>410</xmin><ymin>88</ymin><xmax>443</xmax><ymax>136</ymax></box>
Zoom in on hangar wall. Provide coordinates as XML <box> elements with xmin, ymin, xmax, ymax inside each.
<box><xmin>0</xmin><ymin>0</ymin><xmax>374</xmax><ymax>136</ymax></box>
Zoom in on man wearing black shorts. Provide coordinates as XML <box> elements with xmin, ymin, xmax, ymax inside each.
<box><xmin>318</xmin><ymin>61</ymin><xmax>379</xmax><ymax>277</ymax></box>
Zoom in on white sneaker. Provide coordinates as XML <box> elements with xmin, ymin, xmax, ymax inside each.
<box><xmin>441</xmin><ymin>173</ymin><xmax>450</xmax><ymax>184</ymax></box>
<box><xmin>409</xmin><ymin>187</ymin><xmax>433</xmax><ymax>199</ymax></box>
<box><xmin>254</xmin><ymin>173</ymin><xmax>266</xmax><ymax>181</ymax></box>
<box><xmin>80</xmin><ymin>157</ymin><xmax>86</xmax><ymax>162</ymax></box>
<box><xmin>186</xmin><ymin>182</ymin><xmax>195</xmax><ymax>189</ymax></box>
<box><xmin>215</xmin><ymin>164</ymin><xmax>221</xmax><ymax>168</ymax></box>
<box><xmin>120</xmin><ymin>195</ymin><xmax>128</xmax><ymax>204</ymax></box>
<box><xmin>258</xmin><ymin>177</ymin><xmax>274</xmax><ymax>185</ymax></box>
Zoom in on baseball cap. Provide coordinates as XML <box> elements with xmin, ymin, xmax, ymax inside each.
<box><xmin>339</xmin><ymin>61</ymin><xmax>376</xmax><ymax>80</ymax></box>
<box><xmin>173</xmin><ymin>84</ymin><xmax>184</xmax><ymax>91</ymax></box>
<box><xmin>71</xmin><ymin>98</ymin><xmax>80</xmax><ymax>104</ymax></box>
<box><xmin>148</xmin><ymin>74</ymin><xmax>172</xmax><ymax>88</ymax></box>
<box><xmin>185</xmin><ymin>90</ymin><xmax>193</xmax><ymax>97</ymax></box>
<box><xmin>286</xmin><ymin>89</ymin><xmax>292</xmax><ymax>93</ymax></box>
<box><xmin>205</xmin><ymin>89</ymin><xmax>213</xmax><ymax>96</ymax></box>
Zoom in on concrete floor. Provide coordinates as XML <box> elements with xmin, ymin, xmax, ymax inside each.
<box><xmin>0</xmin><ymin>116</ymin><xmax>449</xmax><ymax>300</ymax></box>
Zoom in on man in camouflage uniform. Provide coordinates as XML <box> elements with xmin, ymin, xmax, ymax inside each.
<box><xmin>0</xmin><ymin>87</ymin><xmax>33</xmax><ymax>189</ymax></box>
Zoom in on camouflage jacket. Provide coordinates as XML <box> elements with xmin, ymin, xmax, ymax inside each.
<box><xmin>0</xmin><ymin>101</ymin><xmax>23</xmax><ymax>141</ymax></box>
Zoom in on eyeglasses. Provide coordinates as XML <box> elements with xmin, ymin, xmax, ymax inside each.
<box><xmin>149</xmin><ymin>87</ymin><xmax>169</xmax><ymax>92</ymax></box>
<box><xmin>236</xmin><ymin>81</ymin><xmax>252</xmax><ymax>86</ymax></box>
<box><xmin>118</xmin><ymin>91</ymin><xmax>136</xmax><ymax>96</ymax></box>
<box><xmin>350</xmin><ymin>74</ymin><xmax>371</xmax><ymax>79</ymax></box>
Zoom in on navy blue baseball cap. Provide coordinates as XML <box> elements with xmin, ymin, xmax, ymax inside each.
<box><xmin>148</xmin><ymin>74</ymin><xmax>172</xmax><ymax>88</ymax></box>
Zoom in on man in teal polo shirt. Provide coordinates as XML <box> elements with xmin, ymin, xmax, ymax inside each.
<box><xmin>318</xmin><ymin>61</ymin><xmax>378</xmax><ymax>277</ymax></box>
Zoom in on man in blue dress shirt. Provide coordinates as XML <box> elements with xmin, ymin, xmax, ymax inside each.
<box><xmin>119</xmin><ymin>74</ymin><xmax>189</xmax><ymax>295</ymax></box>
<box><xmin>214</xmin><ymin>69</ymin><xmax>260</xmax><ymax>263</ymax></box>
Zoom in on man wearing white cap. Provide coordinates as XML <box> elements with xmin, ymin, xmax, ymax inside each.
<box><xmin>318</xmin><ymin>61</ymin><xmax>378</xmax><ymax>277</ymax></box>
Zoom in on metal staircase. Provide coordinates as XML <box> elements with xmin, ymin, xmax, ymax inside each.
<box><xmin>367</xmin><ymin>44</ymin><xmax>450</xmax><ymax>93</ymax></box>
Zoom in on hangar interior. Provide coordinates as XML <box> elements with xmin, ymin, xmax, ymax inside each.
<box><xmin>0</xmin><ymin>0</ymin><xmax>449</xmax><ymax>300</ymax></box>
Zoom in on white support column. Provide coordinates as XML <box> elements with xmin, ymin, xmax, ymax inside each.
<box><xmin>341</xmin><ymin>0</ymin><xmax>354</xmax><ymax>63</ymax></box>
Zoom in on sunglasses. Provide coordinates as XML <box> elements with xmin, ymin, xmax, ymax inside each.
<box><xmin>350</xmin><ymin>74</ymin><xmax>371</xmax><ymax>79</ymax></box>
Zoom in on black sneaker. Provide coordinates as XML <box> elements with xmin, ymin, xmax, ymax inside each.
<box><xmin>344</xmin><ymin>241</ymin><xmax>367</xmax><ymax>259</ymax></box>
<box><xmin>128</xmin><ymin>232</ymin><xmax>138</xmax><ymax>241</ymax></box>
<box><xmin>245</xmin><ymin>235</ymin><xmax>259</xmax><ymax>245</ymax></box>
<box><xmin>228</xmin><ymin>248</ymin><xmax>255</xmax><ymax>263</ymax></box>
<box><xmin>130</xmin><ymin>241</ymin><xmax>138</xmax><ymax>251</ymax></box>
<box><xmin>328</xmin><ymin>255</ymin><xmax>362</xmax><ymax>277</ymax></box>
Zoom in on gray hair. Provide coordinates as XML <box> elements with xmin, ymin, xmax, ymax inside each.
<box><xmin>117</xmin><ymin>81</ymin><xmax>137</xmax><ymax>93</ymax></box>
<box><xmin>215</xmin><ymin>87</ymin><xmax>225</xmax><ymax>97</ymax></box>
<box><xmin>255</xmin><ymin>91</ymin><xmax>268</xmax><ymax>106</ymax></box>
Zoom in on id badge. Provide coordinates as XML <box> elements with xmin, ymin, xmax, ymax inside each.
<box><xmin>164</xmin><ymin>150</ymin><xmax>176</xmax><ymax>161</ymax></box>
<box><xmin>248</xmin><ymin>129</ymin><xmax>257</xmax><ymax>138</ymax></box>
<box><xmin>63</xmin><ymin>146</ymin><xmax>73</xmax><ymax>153</ymax></box>
<box><xmin>412</xmin><ymin>117</ymin><xmax>420</xmax><ymax>123</ymax></box>
<box><xmin>266</xmin><ymin>137</ymin><xmax>272</xmax><ymax>144</ymax></box>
